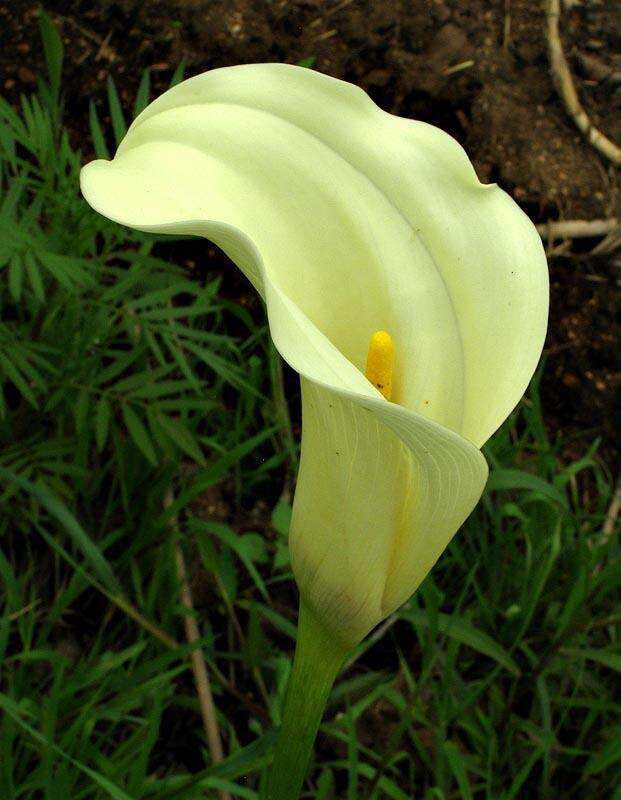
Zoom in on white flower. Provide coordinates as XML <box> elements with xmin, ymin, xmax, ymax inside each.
<box><xmin>81</xmin><ymin>64</ymin><xmax>548</xmax><ymax>647</ymax></box>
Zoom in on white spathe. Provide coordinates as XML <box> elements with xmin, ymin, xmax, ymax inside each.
<box><xmin>81</xmin><ymin>64</ymin><xmax>549</xmax><ymax>647</ymax></box>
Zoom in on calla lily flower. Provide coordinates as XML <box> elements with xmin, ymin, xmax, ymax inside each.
<box><xmin>81</xmin><ymin>64</ymin><xmax>548</xmax><ymax>651</ymax></box>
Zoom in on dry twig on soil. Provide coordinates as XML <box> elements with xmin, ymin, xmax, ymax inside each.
<box><xmin>602</xmin><ymin>476</ymin><xmax>621</xmax><ymax>546</ymax></box>
<box><xmin>546</xmin><ymin>0</ymin><xmax>621</xmax><ymax>166</ymax></box>
<box><xmin>165</xmin><ymin>488</ymin><xmax>231</xmax><ymax>800</ymax></box>
<box><xmin>536</xmin><ymin>218</ymin><xmax>620</xmax><ymax>240</ymax></box>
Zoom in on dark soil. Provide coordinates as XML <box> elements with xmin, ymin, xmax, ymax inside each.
<box><xmin>2</xmin><ymin>0</ymin><xmax>620</xmax><ymax>467</ymax></box>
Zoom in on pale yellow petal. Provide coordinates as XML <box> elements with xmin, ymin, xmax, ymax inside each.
<box><xmin>81</xmin><ymin>64</ymin><xmax>547</xmax><ymax>643</ymax></box>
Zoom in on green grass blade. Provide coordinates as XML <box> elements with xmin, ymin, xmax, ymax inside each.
<box><xmin>169</xmin><ymin>61</ymin><xmax>186</xmax><ymax>88</ymax></box>
<box><xmin>106</xmin><ymin>76</ymin><xmax>127</xmax><ymax>146</ymax></box>
<box><xmin>486</xmin><ymin>468</ymin><xmax>568</xmax><ymax>508</ymax></box>
<box><xmin>134</xmin><ymin>68</ymin><xmax>151</xmax><ymax>115</ymax></box>
<box><xmin>0</xmin><ymin>467</ymin><xmax>121</xmax><ymax>594</ymax></box>
<box><xmin>560</xmin><ymin>647</ymin><xmax>621</xmax><ymax>674</ymax></box>
<box><xmin>38</xmin><ymin>10</ymin><xmax>63</xmax><ymax>103</ymax></box>
<box><xmin>443</xmin><ymin>740</ymin><xmax>474</xmax><ymax>800</ymax></box>
<box><xmin>0</xmin><ymin>694</ymin><xmax>135</xmax><ymax>800</ymax></box>
<box><xmin>402</xmin><ymin>606</ymin><xmax>521</xmax><ymax>675</ymax></box>
<box><xmin>89</xmin><ymin>99</ymin><xmax>110</xmax><ymax>158</ymax></box>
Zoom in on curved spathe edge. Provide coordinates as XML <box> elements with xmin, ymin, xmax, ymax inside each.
<box><xmin>126</xmin><ymin>62</ymin><xmax>488</xmax><ymax>197</ymax></box>
<box><xmin>82</xmin><ymin>163</ymin><xmax>490</xmax><ymax>641</ymax></box>
<box><xmin>88</xmin><ymin>62</ymin><xmax>549</xmax><ymax>451</ymax></box>
<box><xmin>80</xmin><ymin>166</ymin><xmax>487</xmax><ymax>467</ymax></box>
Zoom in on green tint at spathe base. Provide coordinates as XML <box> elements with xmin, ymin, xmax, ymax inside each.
<box><xmin>80</xmin><ymin>63</ymin><xmax>548</xmax><ymax>799</ymax></box>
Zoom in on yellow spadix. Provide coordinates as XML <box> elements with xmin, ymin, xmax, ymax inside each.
<box><xmin>365</xmin><ymin>330</ymin><xmax>395</xmax><ymax>400</ymax></box>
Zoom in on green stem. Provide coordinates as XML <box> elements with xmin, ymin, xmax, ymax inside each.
<box><xmin>265</xmin><ymin>602</ymin><xmax>351</xmax><ymax>800</ymax></box>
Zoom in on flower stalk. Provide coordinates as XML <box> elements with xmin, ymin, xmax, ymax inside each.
<box><xmin>265</xmin><ymin>602</ymin><xmax>350</xmax><ymax>800</ymax></box>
